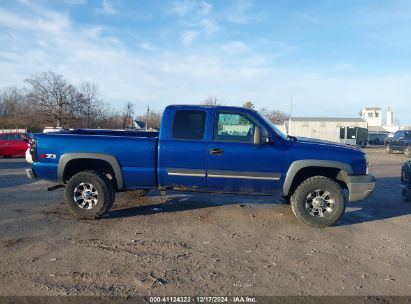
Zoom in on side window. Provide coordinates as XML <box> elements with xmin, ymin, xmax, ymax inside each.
<box><xmin>8</xmin><ymin>134</ymin><xmax>18</xmax><ymax>140</ymax></box>
<box><xmin>214</xmin><ymin>112</ymin><xmax>255</xmax><ymax>143</ymax></box>
<box><xmin>339</xmin><ymin>127</ymin><xmax>346</xmax><ymax>139</ymax></box>
<box><xmin>0</xmin><ymin>134</ymin><xmax>8</xmax><ymax>140</ymax></box>
<box><xmin>8</xmin><ymin>134</ymin><xmax>24</xmax><ymax>141</ymax></box>
<box><xmin>347</xmin><ymin>127</ymin><xmax>356</xmax><ymax>139</ymax></box>
<box><xmin>172</xmin><ymin>110</ymin><xmax>206</xmax><ymax>140</ymax></box>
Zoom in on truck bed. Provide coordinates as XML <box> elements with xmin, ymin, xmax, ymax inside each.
<box><xmin>33</xmin><ymin>131</ymin><xmax>158</xmax><ymax>189</ymax></box>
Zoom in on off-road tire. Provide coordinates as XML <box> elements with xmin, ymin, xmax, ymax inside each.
<box><xmin>405</xmin><ymin>145</ymin><xmax>410</xmax><ymax>158</ymax></box>
<box><xmin>386</xmin><ymin>145</ymin><xmax>393</xmax><ymax>154</ymax></box>
<box><xmin>290</xmin><ymin>176</ymin><xmax>346</xmax><ymax>228</ymax></box>
<box><xmin>65</xmin><ymin>170</ymin><xmax>115</xmax><ymax>219</ymax></box>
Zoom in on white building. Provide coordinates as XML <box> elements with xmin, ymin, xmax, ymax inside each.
<box><xmin>361</xmin><ymin>106</ymin><xmax>400</xmax><ymax>135</ymax></box>
<box><xmin>361</xmin><ymin>107</ymin><xmax>382</xmax><ymax>127</ymax></box>
<box><xmin>287</xmin><ymin>117</ymin><xmax>368</xmax><ymax>143</ymax></box>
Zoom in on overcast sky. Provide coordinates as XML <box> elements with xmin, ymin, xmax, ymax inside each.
<box><xmin>0</xmin><ymin>0</ymin><xmax>410</xmax><ymax>124</ymax></box>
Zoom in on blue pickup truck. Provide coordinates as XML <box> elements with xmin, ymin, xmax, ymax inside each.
<box><xmin>26</xmin><ymin>105</ymin><xmax>375</xmax><ymax>227</ymax></box>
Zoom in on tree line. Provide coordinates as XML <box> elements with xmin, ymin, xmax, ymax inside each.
<box><xmin>0</xmin><ymin>71</ymin><xmax>289</xmax><ymax>132</ymax></box>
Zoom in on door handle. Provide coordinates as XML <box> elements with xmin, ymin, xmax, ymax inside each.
<box><xmin>209</xmin><ymin>148</ymin><xmax>224</xmax><ymax>155</ymax></box>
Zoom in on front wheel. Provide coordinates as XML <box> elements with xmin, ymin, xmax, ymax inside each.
<box><xmin>405</xmin><ymin>146</ymin><xmax>410</xmax><ymax>158</ymax></box>
<box><xmin>386</xmin><ymin>145</ymin><xmax>393</xmax><ymax>154</ymax></box>
<box><xmin>65</xmin><ymin>171</ymin><xmax>115</xmax><ymax>219</ymax></box>
<box><xmin>290</xmin><ymin>176</ymin><xmax>346</xmax><ymax>228</ymax></box>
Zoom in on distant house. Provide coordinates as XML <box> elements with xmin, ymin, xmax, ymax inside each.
<box><xmin>361</xmin><ymin>107</ymin><xmax>382</xmax><ymax>127</ymax></box>
<box><xmin>361</xmin><ymin>106</ymin><xmax>400</xmax><ymax>144</ymax></box>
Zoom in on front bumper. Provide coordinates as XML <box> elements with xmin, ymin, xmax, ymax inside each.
<box><xmin>26</xmin><ymin>168</ymin><xmax>37</xmax><ymax>180</ymax></box>
<box><xmin>347</xmin><ymin>174</ymin><xmax>376</xmax><ymax>202</ymax></box>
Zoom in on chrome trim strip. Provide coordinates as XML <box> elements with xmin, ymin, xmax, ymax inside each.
<box><xmin>168</xmin><ymin>172</ymin><xmax>206</xmax><ymax>177</ymax></box>
<box><xmin>208</xmin><ymin>170</ymin><xmax>280</xmax><ymax>181</ymax></box>
<box><xmin>167</xmin><ymin>168</ymin><xmax>280</xmax><ymax>180</ymax></box>
<box><xmin>167</xmin><ymin>168</ymin><xmax>206</xmax><ymax>177</ymax></box>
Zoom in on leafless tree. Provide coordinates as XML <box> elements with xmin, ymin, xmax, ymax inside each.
<box><xmin>260</xmin><ymin>107</ymin><xmax>290</xmax><ymax>124</ymax></box>
<box><xmin>0</xmin><ymin>87</ymin><xmax>29</xmax><ymax>129</ymax></box>
<box><xmin>77</xmin><ymin>81</ymin><xmax>101</xmax><ymax>128</ymax></box>
<box><xmin>122</xmin><ymin>102</ymin><xmax>135</xmax><ymax>129</ymax></box>
<box><xmin>202</xmin><ymin>96</ymin><xmax>224</xmax><ymax>106</ymax></box>
<box><xmin>136</xmin><ymin>109</ymin><xmax>163</xmax><ymax>130</ymax></box>
<box><xmin>242</xmin><ymin>101</ymin><xmax>255</xmax><ymax>109</ymax></box>
<box><xmin>25</xmin><ymin>71</ymin><xmax>78</xmax><ymax>127</ymax></box>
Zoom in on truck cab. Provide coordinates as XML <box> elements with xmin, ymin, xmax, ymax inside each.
<box><xmin>157</xmin><ymin>105</ymin><xmax>287</xmax><ymax>194</ymax></box>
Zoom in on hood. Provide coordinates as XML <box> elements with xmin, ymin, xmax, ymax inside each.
<box><xmin>294</xmin><ymin>137</ymin><xmax>363</xmax><ymax>153</ymax></box>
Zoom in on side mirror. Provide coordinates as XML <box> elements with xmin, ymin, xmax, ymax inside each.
<box><xmin>265</xmin><ymin>136</ymin><xmax>274</xmax><ymax>144</ymax></box>
<box><xmin>253</xmin><ymin>126</ymin><xmax>261</xmax><ymax>145</ymax></box>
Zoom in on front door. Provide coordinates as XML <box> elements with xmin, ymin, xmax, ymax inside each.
<box><xmin>206</xmin><ymin>111</ymin><xmax>285</xmax><ymax>194</ymax></box>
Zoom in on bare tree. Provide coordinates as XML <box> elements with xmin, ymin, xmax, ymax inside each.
<box><xmin>202</xmin><ymin>96</ymin><xmax>224</xmax><ymax>106</ymax></box>
<box><xmin>243</xmin><ymin>101</ymin><xmax>255</xmax><ymax>109</ymax></box>
<box><xmin>0</xmin><ymin>87</ymin><xmax>30</xmax><ymax>129</ymax></box>
<box><xmin>260</xmin><ymin>107</ymin><xmax>290</xmax><ymax>124</ymax></box>
<box><xmin>122</xmin><ymin>102</ymin><xmax>135</xmax><ymax>129</ymax></box>
<box><xmin>77</xmin><ymin>81</ymin><xmax>101</xmax><ymax>128</ymax></box>
<box><xmin>25</xmin><ymin>72</ymin><xmax>77</xmax><ymax>127</ymax></box>
<box><xmin>136</xmin><ymin>109</ymin><xmax>163</xmax><ymax>130</ymax></box>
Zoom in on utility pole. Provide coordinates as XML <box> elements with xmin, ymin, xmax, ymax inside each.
<box><xmin>146</xmin><ymin>106</ymin><xmax>150</xmax><ymax>131</ymax></box>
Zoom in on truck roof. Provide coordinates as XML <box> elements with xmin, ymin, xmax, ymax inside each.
<box><xmin>166</xmin><ymin>104</ymin><xmax>258</xmax><ymax>113</ymax></box>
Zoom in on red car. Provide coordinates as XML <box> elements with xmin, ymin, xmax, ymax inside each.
<box><xmin>0</xmin><ymin>133</ymin><xmax>30</xmax><ymax>157</ymax></box>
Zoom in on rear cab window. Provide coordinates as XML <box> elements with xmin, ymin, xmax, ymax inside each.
<box><xmin>172</xmin><ymin>110</ymin><xmax>206</xmax><ymax>140</ymax></box>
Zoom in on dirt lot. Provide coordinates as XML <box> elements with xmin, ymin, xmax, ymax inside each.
<box><xmin>0</xmin><ymin>148</ymin><xmax>410</xmax><ymax>296</ymax></box>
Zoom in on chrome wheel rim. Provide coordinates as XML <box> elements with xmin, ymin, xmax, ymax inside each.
<box><xmin>305</xmin><ymin>189</ymin><xmax>335</xmax><ymax>217</ymax></box>
<box><xmin>74</xmin><ymin>183</ymin><xmax>99</xmax><ymax>209</ymax></box>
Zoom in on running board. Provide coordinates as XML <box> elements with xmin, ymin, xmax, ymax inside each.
<box><xmin>48</xmin><ymin>184</ymin><xmax>65</xmax><ymax>191</ymax></box>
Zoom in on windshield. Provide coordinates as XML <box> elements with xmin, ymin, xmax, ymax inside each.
<box><xmin>257</xmin><ymin>112</ymin><xmax>289</xmax><ymax>141</ymax></box>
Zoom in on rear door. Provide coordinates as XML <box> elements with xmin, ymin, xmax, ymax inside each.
<box><xmin>206</xmin><ymin>110</ymin><xmax>285</xmax><ymax>194</ymax></box>
<box><xmin>160</xmin><ymin>109</ymin><xmax>209</xmax><ymax>190</ymax></box>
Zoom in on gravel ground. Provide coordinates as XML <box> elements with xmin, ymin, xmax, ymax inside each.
<box><xmin>0</xmin><ymin>148</ymin><xmax>410</xmax><ymax>296</ymax></box>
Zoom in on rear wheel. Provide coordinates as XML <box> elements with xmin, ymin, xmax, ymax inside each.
<box><xmin>290</xmin><ymin>176</ymin><xmax>346</xmax><ymax>228</ymax></box>
<box><xmin>405</xmin><ymin>146</ymin><xmax>410</xmax><ymax>158</ymax></box>
<box><xmin>65</xmin><ymin>170</ymin><xmax>115</xmax><ymax>219</ymax></box>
